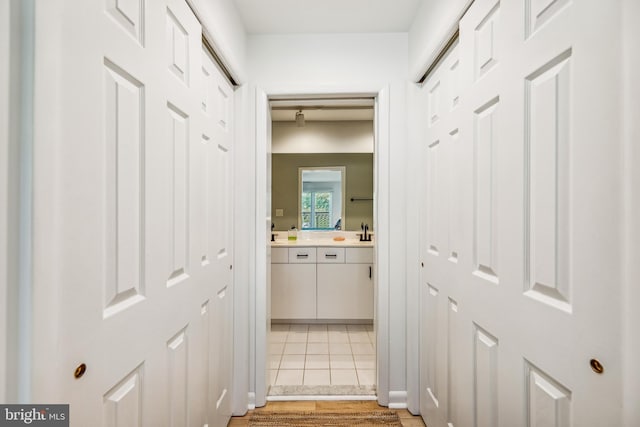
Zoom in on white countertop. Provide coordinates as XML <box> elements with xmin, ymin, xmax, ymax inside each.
<box><xmin>270</xmin><ymin>239</ymin><xmax>373</xmax><ymax>248</ymax></box>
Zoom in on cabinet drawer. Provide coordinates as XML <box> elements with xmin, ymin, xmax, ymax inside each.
<box><xmin>288</xmin><ymin>247</ymin><xmax>317</xmax><ymax>263</ymax></box>
<box><xmin>317</xmin><ymin>247</ymin><xmax>345</xmax><ymax>263</ymax></box>
<box><xmin>346</xmin><ymin>248</ymin><xmax>374</xmax><ymax>263</ymax></box>
<box><xmin>271</xmin><ymin>248</ymin><xmax>289</xmax><ymax>263</ymax></box>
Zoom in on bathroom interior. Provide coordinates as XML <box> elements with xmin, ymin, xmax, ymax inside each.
<box><xmin>268</xmin><ymin>98</ymin><xmax>376</xmax><ymax>398</ymax></box>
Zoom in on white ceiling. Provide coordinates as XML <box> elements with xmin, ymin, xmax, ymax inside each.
<box><xmin>233</xmin><ymin>0</ymin><xmax>422</xmax><ymax>34</ymax></box>
<box><xmin>271</xmin><ymin>108</ymin><xmax>374</xmax><ymax>122</ymax></box>
<box><xmin>270</xmin><ymin>98</ymin><xmax>374</xmax><ymax>121</ymax></box>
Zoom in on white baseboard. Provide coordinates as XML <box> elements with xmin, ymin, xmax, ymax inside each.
<box><xmin>388</xmin><ymin>391</ymin><xmax>408</xmax><ymax>409</ymax></box>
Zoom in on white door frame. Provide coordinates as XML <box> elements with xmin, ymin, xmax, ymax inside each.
<box><xmin>252</xmin><ymin>84</ymin><xmax>391</xmax><ymax>407</ymax></box>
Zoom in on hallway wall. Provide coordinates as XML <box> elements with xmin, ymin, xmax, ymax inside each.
<box><xmin>272</xmin><ymin>121</ymin><xmax>374</xmax><ymax>154</ymax></box>
<box><xmin>247</xmin><ymin>32</ymin><xmax>411</xmax><ymax>408</ymax></box>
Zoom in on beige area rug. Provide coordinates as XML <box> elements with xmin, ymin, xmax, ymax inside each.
<box><xmin>269</xmin><ymin>385</ymin><xmax>376</xmax><ymax>396</ymax></box>
<box><xmin>248</xmin><ymin>411</ymin><xmax>402</xmax><ymax>426</ymax></box>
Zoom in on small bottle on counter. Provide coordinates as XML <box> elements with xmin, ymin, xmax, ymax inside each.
<box><xmin>288</xmin><ymin>226</ymin><xmax>297</xmax><ymax>241</ymax></box>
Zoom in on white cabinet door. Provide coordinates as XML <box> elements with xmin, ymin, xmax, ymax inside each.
<box><xmin>419</xmin><ymin>0</ymin><xmax>624</xmax><ymax>426</ymax></box>
<box><xmin>317</xmin><ymin>264</ymin><xmax>373</xmax><ymax>319</ymax></box>
<box><xmin>271</xmin><ymin>264</ymin><xmax>317</xmax><ymax>319</ymax></box>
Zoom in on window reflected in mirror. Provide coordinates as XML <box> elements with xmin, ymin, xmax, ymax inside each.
<box><xmin>299</xmin><ymin>167</ymin><xmax>345</xmax><ymax>230</ymax></box>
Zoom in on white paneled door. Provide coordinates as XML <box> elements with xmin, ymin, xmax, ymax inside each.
<box><xmin>419</xmin><ymin>1</ymin><xmax>623</xmax><ymax>426</ymax></box>
<box><xmin>32</xmin><ymin>0</ymin><xmax>234</xmax><ymax>426</ymax></box>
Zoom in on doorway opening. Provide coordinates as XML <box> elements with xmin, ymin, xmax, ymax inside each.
<box><xmin>268</xmin><ymin>97</ymin><xmax>377</xmax><ymax>399</ymax></box>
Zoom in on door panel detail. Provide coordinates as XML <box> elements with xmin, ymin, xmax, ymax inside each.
<box><xmin>473</xmin><ymin>324</ymin><xmax>498</xmax><ymax>427</ymax></box>
<box><xmin>525</xmin><ymin>49</ymin><xmax>572</xmax><ymax>313</ymax></box>
<box><xmin>526</xmin><ymin>0</ymin><xmax>571</xmax><ymax>38</ymax></box>
<box><xmin>474</xmin><ymin>1</ymin><xmax>499</xmax><ymax>79</ymax></box>
<box><xmin>194</xmin><ymin>301</ymin><xmax>210</xmax><ymax>427</ymax></box>
<box><xmin>473</xmin><ymin>96</ymin><xmax>500</xmax><ymax>284</ymax></box>
<box><xmin>427</xmin><ymin>140</ymin><xmax>442</xmax><ymax>256</ymax></box>
<box><xmin>201</xmin><ymin>63</ymin><xmax>210</xmax><ymax>113</ymax></box>
<box><xmin>217</xmin><ymin>85</ymin><xmax>230</xmax><ymax>131</ymax></box>
<box><xmin>201</xmin><ymin>134</ymin><xmax>211</xmax><ymax>266</ymax></box>
<box><xmin>447</xmin><ymin>299</ymin><xmax>458</xmax><ymax>427</ymax></box>
<box><xmin>215</xmin><ymin>143</ymin><xmax>230</xmax><ymax>259</ymax></box>
<box><xmin>429</xmin><ymin>81</ymin><xmax>441</xmax><ymax>126</ymax></box>
<box><xmin>426</xmin><ymin>284</ymin><xmax>440</xmax><ymax>407</ymax></box>
<box><xmin>167</xmin><ymin>102</ymin><xmax>190</xmax><ymax>287</ymax></box>
<box><xmin>525</xmin><ymin>361</ymin><xmax>572</xmax><ymax>427</ymax></box>
<box><xmin>166</xmin><ymin>7</ymin><xmax>189</xmax><ymax>84</ymax></box>
<box><xmin>104</xmin><ymin>364</ymin><xmax>144</xmax><ymax>427</ymax></box>
<box><xmin>103</xmin><ymin>59</ymin><xmax>145</xmax><ymax>318</ymax></box>
<box><xmin>167</xmin><ymin>328</ymin><xmax>189</xmax><ymax>427</ymax></box>
<box><xmin>106</xmin><ymin>0</ymin><xmax>144</xmax><ymax>44</ymax></box>
<box><xmin>448</xmin><ymin>129</ymin><xmax>460</xmax><ymax>263</ymax></box>
<box><xmin>450</xmin><ymin>60</ymin><xmax>460</xmax><ymax>109</ymax></box>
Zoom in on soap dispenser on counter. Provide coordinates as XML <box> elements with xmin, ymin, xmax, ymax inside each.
<box><xmin>288</xmin><ymin>225</ymin><xmax>297</xmax><ymax>241</ymax></box>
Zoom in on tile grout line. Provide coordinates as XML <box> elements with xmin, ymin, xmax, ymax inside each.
<box><xmin>349</xmin><ymin>326</ymin><xmax>360</xmax><ymax>386</ymax></box>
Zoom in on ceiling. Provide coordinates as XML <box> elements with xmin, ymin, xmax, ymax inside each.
<box><xmin>270</xmin><ymin>98</ymin><xmax>374</xmax><ymax>122</ymax></box>
<box><xmin>271</xmin><ymin>108</ymin><xmax>374</xmax><ymax>122</ymax></box>
<box><xmin>233</xmin><ymin>0</ymin><xmax>422</xmax><ymax>34</ymax></box>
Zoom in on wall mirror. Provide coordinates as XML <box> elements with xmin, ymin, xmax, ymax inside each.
<box><xmin>298</xmin><ymin>167</ymin><xmax>346</xmax><ymax>230</ymax></box>
<box><xmin>270</xmin><ymin>97</ymin><xmax>374</xmax><ymax>231</ymax></box>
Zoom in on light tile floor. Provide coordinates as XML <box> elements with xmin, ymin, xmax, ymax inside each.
<box><xmin>269</xmin><ymin>323</ymin><xmax>376</xmax><ymax>388</ymax></box>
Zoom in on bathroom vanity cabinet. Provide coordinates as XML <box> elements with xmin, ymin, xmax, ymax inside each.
<box><xmin>271</xmin><ymin>246</ymin><xmax>374</xmax><ymax>320</ymax></box>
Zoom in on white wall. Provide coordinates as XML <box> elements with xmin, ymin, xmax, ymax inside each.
<box><xmin>623</xmin><ymin>0</ymin><xmax>640</xmax><ymax>424</ymax></box>
<box><xmin>272</xmin><ymin>121</ymin><xmax>374</xmax><ymax>153</ymax></box>
<box><xmin>247</xmin><ymin>32</ymin><xmax>410</xmax><ymax>407</ymax></box>
<box><xmin>188</xmin><ymin>0</ymin><xmax>247</xmax><ymax>82</ymax></box>
<box><xmin>408</xmin><ymin>0</ymin><xmax>470</xmax><ymax>81</ymax></box>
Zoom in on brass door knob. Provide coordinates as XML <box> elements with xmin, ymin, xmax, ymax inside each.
<box><xmin>590</xmin><ymin>359</ymin><xmax>604</xmax><ymax>374</ymax></box>
<box><xmin>74</xmin><ymin>363</ymin><xmax>87</xmax><ymax>379</ymax></box>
